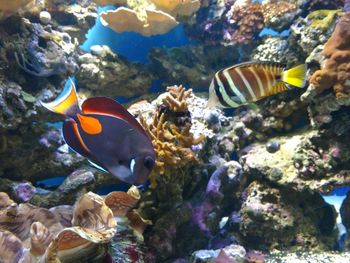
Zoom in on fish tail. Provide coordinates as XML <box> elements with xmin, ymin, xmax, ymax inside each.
<box><xmin>281</xmin><ymin>64</ymin><xmax>307</xmax><ymax>88</ymax></box>
<box><xmin>40</xmin><ymin>78</ymin><xmax>81</xmax><ymax>117</ymax></box>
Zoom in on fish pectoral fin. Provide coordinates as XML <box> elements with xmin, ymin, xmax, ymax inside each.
<box><xmin>87</xmin><ymin>160</ymin><xmax>109</xmax><ymax>173</ymax></box>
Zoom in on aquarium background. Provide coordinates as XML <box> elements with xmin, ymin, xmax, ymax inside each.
<box><xmin>0</xmin><ymin>0</ymin><xmax>350</xmax><ymax>262</ymax></box>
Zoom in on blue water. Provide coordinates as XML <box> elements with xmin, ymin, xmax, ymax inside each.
<box><xmin>36</xmin><ymin>176</ymin><xmax>66</xmax><ymax>188</ymax></box>
<box><xmin>259</xmin><ymin>28</ymin><xmax>290</xmax><ymax>37</ymax></box>
<box><xmin>81</xmin><ymin>6</ymin><xmax>193</xmax><ymax>63</ymax></box>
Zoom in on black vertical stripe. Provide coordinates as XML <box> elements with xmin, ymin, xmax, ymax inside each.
<box><xmin>213</xmin><ymin>76</ymin><xmax>230</xmax><ymax>107</ymax></box>
<box><xmin>217</xmin><ymin>70</ymin><xmax>239</xmax><ymax>99</ymax></box>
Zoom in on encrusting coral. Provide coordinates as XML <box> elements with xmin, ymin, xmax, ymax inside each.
<box><xmin>262</xmin><ymin>1</ymin><xmax>299</xmax><ymax>31</ymax></box>
<box><xmin>227</xmin><ymin>2</ymin><xmax>265</xmax><ymax>45</ymax></box>
<box><xmin>310</xmin><ymin>12</ymin><xmax>350</xmax><ymax>99</ymax></box>
<box><xmin>307</xmin><ymin>9</ymin><xmax>345</xmax><ymax>29</ymax></box>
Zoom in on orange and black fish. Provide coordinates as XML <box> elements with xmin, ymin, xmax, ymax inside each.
<box><xmin>207</xmin><ymin>62</ymin><xmax>307</xmax><ymax>108</ymax></box>
<box><xmin>41</xmin><ymin>79</ymin><xmax>156</xmax><ymax>185</ymax></box>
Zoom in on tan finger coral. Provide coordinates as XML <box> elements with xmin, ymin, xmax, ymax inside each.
<box><xmin>100</xmin><ymin>7</ymin><xmax>178</xmax><ymax>36</ymax></box>
<box><xmin>140</xmin><ymin>85</ymin><xmax>205</xmax><ymax>187</ymax></box>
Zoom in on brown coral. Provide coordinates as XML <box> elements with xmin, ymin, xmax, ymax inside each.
<box><xmin>310</xmin><ymin>12</ymin><xmax>350</xmax><ymax>99</ymax></box>
<box><xmin>262</xmin><ymin>2</ymin><xmax>298</xmax><ymax>29</ymax></box>
<box><xmin>229</xmin><ymin>2</ymin><xmax>265</xmax><ymax>45</ymax></box>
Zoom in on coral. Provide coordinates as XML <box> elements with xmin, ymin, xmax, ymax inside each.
<box><xmin>251</xmin><ymin>37</ymin><xmax>288</xmax><ymax>63</ymax></box>
<box><xmin>77</xmin><ymin>45</ymin><xmax>154</xmax><ymax>98</ymax></box>
<box><xmin>140</xmin><ymin>86</ymin><xmax>205</xmax><ymax>180</ymax></box>
<box><xmin>100</xmin><ymin>7</ymin><xmax>178</xmax><ymax>37</ymax></box>
<box><xmin>262</xmin><ymin>1</ymin><xmax>299</xmax><ymax>31</ymax></box>
<box><xmin>98</xmin><ymin>0</ymin><xmax>200</xmax><ymax>36</ymax></box>
<box><xmin>310</xmin><ymin>12</ymin><xmax>350</xmax><ymax>99</ymax></box>
<box><xmin>290</xmin><ymin>15</ymin><xmax>335</xmax><ymax>55</ymax></box>
<box><xmin>227</xmin><ymin>2</ymin><xmax>265</xmax><ymax>45</ymax></box>
<box><xmin>307</xmin><ymin>9</ymin><xmax>345</xmax><ymax>29</ymax></box>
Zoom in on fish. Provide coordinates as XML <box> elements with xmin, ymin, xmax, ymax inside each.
<box><xmin>41</xmin><ymin>78</ymin><xmax>156</xmax><ymax>185</ymax></box>
<box><xmin>207</xmin><ymin>62</ymin><xmax>307</xmax><ymax>108</ymax></box>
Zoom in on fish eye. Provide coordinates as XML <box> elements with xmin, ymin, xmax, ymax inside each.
<box><xmin>144</xmin><ymin>156</ymin><xmax>155</xmax><ymax>169</ymax></box>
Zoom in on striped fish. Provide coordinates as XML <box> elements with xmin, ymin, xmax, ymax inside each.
<box><xmin>207</xmin><ymin>62</ymin><xmax>307</xmax><ymax>108</ymax></box>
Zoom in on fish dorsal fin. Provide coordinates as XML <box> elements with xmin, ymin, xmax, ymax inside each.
<box><xmin>81</xmin><ymin>97</ymin><xmax>148</xmax><ymax>137</ymax></box>
<box><xmin>62</xmin><ymin>120</ymin><xmax>91</xmax><ymax>157</ymax></box>
<box><xmin>226</xmin><ymin>61</ymin><xmax>285</xmax><ymax>71</ymax></box>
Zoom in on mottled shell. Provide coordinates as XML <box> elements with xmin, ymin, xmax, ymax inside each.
<box><xmin>0</xmin><ymin>230</ymin><xmax>28</xmax><ymax>263</ymax></box>
<box><xmin>104</xmin><ymin>191</ymin><xmax>139</xmax><ymax>217</ymax></box>
<box><xmin>46</xmin><ymin>192</ymin><xmax>117</xmax><ymax>262</ymax></box>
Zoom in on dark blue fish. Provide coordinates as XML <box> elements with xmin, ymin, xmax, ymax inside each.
<box><xmin>41</xmin><ymin>79</ymin><xmax>155</xmax><ymax>185</ymax></box>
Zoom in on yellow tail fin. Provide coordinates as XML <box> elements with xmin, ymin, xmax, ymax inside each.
<box><xmin>282</xmin><ymin>64</ymin><xmax>307</xmax><ymax>88</ymax></box>
<box><xmin>40</xmin><ymin>78</ymin><xmax>80</xmax><ymax>117</ymax></box>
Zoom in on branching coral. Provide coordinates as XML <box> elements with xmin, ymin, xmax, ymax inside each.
<box><xmin>140</xmin><ymin>86</ymin><xmax>205</xmax><ymax>187</ymax></box>
<box><xmin>310</xmin><ymin>12</ymin><xmax>350</xmax><ymax>99</ymax></box>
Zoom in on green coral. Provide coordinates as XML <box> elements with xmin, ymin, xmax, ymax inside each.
<box><xmin>307</xmin><ymin>9</ymin><xmax>344</xmax><ymax>29</ymax></box>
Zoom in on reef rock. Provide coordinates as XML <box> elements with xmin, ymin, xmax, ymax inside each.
<box><xmin>239</xmin><ymin>181</ymin><xmax>337</xmax><ymax>251</ymax></box>
<box><xmin>77</xmin><ymin>45</ymin><xmax>154</xmax><ymax>98</ymax></box>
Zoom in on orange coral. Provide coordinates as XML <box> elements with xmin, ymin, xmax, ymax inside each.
<box><xmin>140</xmin><ymin>86</ymin><xmax>205</xmax><ymax>187</ymax></box>
<box><xmin>310</xmin><ymin>12</ymin><xmax>350</xmax><ymax>98</ymax></box>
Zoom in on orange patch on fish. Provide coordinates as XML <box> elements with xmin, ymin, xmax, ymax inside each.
<box><xmin>77</xmin><ymin>114</ymin><xmax>102</xmax><ymax>135</ymax></box>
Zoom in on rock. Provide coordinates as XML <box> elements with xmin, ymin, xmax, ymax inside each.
<box><xmin>190</xmin><ymin>249</ymin><xmax>219</xmax><ymax>263</ymax></box>
<box><xmin>76</xmin><ymin>45</ymin><xmax>154</xmax><ymax>98</ymax></box>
